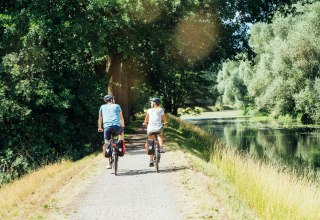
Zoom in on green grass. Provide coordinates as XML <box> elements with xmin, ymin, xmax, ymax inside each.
<box><xmin>166</xmin><ymin>114</ymin><xmax>320</xmax><ymax>220</ymax></box>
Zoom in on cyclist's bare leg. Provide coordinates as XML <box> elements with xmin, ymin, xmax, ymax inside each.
<box><xmin>148</xmin><ymin>134</ymin><xmax>155</xmax><ymax>161</ymax></box>
<box><xmin>157</xmin><ymin>133</ymin><xmax>164</xmax><ymax>149</ymax></box>
<box><xmin>104</xmin><ymin>140</ymin><xmax>112</xmax><ymax>165</ymax></box>
<box><xmin>102</xmin><ymin>144</ymin><xmax>106</xmax><ymax>157</ymax></box>
<box><xmin>118</xmin><ymin>133</ymin><xmax>124</xmax><ymax>141</ymax></box>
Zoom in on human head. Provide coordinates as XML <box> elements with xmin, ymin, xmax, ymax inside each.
<box><xmin>104</xmin><ymin>94</ymin><xmax>114</xmax><ymax>103</ymax></box>
<box><xmin>150</xmin><ymin>97</ymin><xmax>161</xmax><ymax>107</ymax></box>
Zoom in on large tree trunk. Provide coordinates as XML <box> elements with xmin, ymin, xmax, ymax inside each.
<box><xmin>163</xmin><ymin>97</ymin><xmax>173</xmax><ymax>114</ymax></box>
<box><xmin>121</xmin><ymin>60</ymin><xmax>134</xmax><ymax>122</ymax></box>
<box><xmin>107</xmin><ymin>53</ymin><xmax>122</xmax><ymax>97</ymax></box>
<box><xmin>94</xmin><ymin>60</ymin><xmax>107</xmax><ymax>79</ymax></box>
<box><xmin>107</xmin><ymin>53</ymin><xmax>132</xmax><ymax>122</ymax></box>
<box><xmin>172</xmin><ymin>105</ymin><xmax>178</xmax><ymax>116</ymax></box>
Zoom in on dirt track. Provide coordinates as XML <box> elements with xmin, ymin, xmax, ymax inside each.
<box><xmin>69</xmin><ymin>131</ymin><xmax>185</xmax><ymax>220</ymax></box>
<box><xmin>42</xmin><ymin>128</ymin><xmax>245</xmax><ymax>220</ymax></box>
<box><xmin>44</xmin><ymin>129</ymin><xmax>188</xmax><ymax>219</ymax></box>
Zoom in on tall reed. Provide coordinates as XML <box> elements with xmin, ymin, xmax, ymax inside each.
<box><xmin>168</xmin><ymin>114</ymin><xmax>320</xmax><ymax>219</ymax></box>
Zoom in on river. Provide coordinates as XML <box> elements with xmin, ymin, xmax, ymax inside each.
<box><xmin>182</xmin><ymin>111</ymin><xmax>320</xmax><ymax>170</ymax></box>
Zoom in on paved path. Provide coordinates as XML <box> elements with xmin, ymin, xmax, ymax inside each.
<box><xmin>56</xmin><ymin>129</ymin><xmax>184</xmax><ymax>220</ymax></box>
<box><xmin>42</xmin><ymin>126</ymin><xmax>257</xmax><ymax>220</ymax></box>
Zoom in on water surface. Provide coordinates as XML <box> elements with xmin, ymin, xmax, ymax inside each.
<box><xmin>187</xmin><ymin>118</ymin><xmax>320</xmax><ymax>170</ymax></box>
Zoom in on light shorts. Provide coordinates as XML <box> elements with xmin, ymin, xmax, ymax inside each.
<box><xmin>147</xmin><ymin>128</ymin><xmax>163</xmax><ymax>137</ymax></box>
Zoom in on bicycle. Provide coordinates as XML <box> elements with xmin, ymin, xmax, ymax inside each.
<box><xmin>108</xmin><ymin>132</ymin><xmax>119</xmax><ymax>176</ymax></box>
<box><xmin>149</xmin><ymin>132</ymin><xmax>161</xmax><ymax>173</ymax></box>
<box><xmin>110</xmin><ymin>138</ymin><xmax>119</xmax><ymax>176</ymax></box>
<box><xmin>100</xmin><ymin>125</ymin><xmax>124</xmax><ymax>176</ymax></box>
<box><xmin>144</xmin><ymin>123</ymin><xmax>167</xmax><ymax>173</ymax></box>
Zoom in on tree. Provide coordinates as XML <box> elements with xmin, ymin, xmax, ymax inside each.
<box><xmin>0</xmin><ymin>0</ymin><xmax>105</xmax><ymax>183</ymax></box>
<box><xmin>217</xmin><ymin>55</ymin><xmax>253</xmax><ymax>108</ymax></box>
<box><xmin>1</xmin><ymin>0</ymin><xmax>305</xmax><ymax>183</ymax></box>
<box><xmin>217</xmin><ymin>1</ymin><xmax>320</xmax><ymax>122</ymax></box>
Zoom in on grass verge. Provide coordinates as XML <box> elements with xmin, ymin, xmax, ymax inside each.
<box><xmin>167</xmin><ymin>114</ymin><xmax>320</xmax><ymax>220</ymax></box>
<box><xmin>0</xmin><ymin>121</ymin><xmax>138</xmax><ymax>220</ymax></box>
<box><xmin>0</xmin><ymin>154</ymin><xmax>99</xmax><ymax>220</ymax></box>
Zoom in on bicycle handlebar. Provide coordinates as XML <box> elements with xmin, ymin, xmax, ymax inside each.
<box><xmin>142</xmin><ymin>122</ymin><xmax>168</xmax><ymax>127</ymax></box>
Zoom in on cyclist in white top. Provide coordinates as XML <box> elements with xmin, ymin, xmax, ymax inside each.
<box><xmin>143</xmin><ymin>97</ymin><xmax>168</xmax><ymax>167</ymax></box>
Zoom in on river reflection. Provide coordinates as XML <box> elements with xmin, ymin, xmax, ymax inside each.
<box><xmin>188</xmin><ymin>118</ymin><xmax>320</xmax><ymax>170</ymax></box>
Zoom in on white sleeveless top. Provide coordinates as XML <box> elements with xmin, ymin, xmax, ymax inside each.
<box><xmin>147</xmin><ymin>107</ymin><xmax>164</xmax><ymax>133</ymax></box>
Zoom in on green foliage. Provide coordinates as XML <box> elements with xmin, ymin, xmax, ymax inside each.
<box><xmin>0</xmin><ymin>149</ymin><xmax>30</xmax><ymax>185</ymax></box>
<box><xmin>217</xmin><ymin>54</ymin><xmax>254</xmax><ymax>108</ymax></box>
<box><xmin>235</xmin><ymin>0</ymin><xmax>299</xmax><ymax>23</ymax></box>
<box><xmin>0</xmin><ymin>0</ymin><xmax>104</xmax><ymax>184</ymax></box>
<box><xmin>159</xmin><ymin>69</ymin><xmax>215</xmax><ymax>115</ymax></box>
<box><xmin>217</xmin><ymin>1</ymin><xmax>320</xmax><ymax>123</ymax></box>
<box><xmin>0</xmin><ymin>0</ymin><xmax>303</xmax><ymax>184</ymax></box>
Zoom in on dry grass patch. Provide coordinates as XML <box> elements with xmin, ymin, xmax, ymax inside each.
<box><xmin>179</xmin><ymin>150</ymin><xmax>257</xmax><ymax>219</ymax></box>
<box><xmin>167</xmin><ymin>114</ymin><xmax>320</xmax><ymax>220</ymax></box>
<box><xmin>213</xmin><ymin>148</ymin><xmax>320</xmax><ymax>219</ymax></box>
<box><xmin>0</xmin><ymin>154</ymin><xmax>99</xmax><ymax>220</ymax></box>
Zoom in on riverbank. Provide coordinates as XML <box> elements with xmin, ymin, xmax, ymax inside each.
<box><xmin>180</xmin><ymin>109</ymin><xmax>246</xmax><ymax>120</ymax></box>
<box><xmin>167</xmin><ymin>114</ymin><xmax>320</xmax><ymax>219</ymax></box>
<box><xmin>181</xmin><ymin>109</ymin><xmax>320</xmax><ymax>129</ymax></box>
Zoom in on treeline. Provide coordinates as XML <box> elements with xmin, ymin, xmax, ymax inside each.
<box><xmin>0</xmin><ymin>1</ymin><xmax>107</xmax><ymax>184</ymax></box>
<box><xmin>0</xmin><ymin>0</ymin><xmax>299</xmax><ymax>184</ymax></box>
<box><xmin>217</xmin><ymin>1</ymin><xmax>320</xmax><ymax>124</ymax></box>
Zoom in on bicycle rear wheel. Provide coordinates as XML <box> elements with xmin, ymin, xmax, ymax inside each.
<box><xmin>155</xmin><ymin>145</ymin><xmax>159</xmax><ymax>173</ymax></box>
<box><xmin>111</xmin><ymin>139</ymin><xmax>118</xmax><ymax>176</ymax></box>
<box><xmin>114</xmin><ymin>154</ymin><xmax>118</xmax><ymax>176</ymax></box>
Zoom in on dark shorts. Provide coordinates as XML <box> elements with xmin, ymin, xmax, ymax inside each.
<box><xmin>104</xmin><ymin>125</ymin><xmax>124</xmax><ymax>141</ymax></box>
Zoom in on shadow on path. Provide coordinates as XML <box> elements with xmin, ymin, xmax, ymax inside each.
<box><xmin>118</xmin><ymin>166</ymin><xmax>189</xmax><ymax>176</ymax></box>
<box><xmin>119</xmin><ymin>126</ymin><xmax>188</xmax><ymax>176</ymax></box>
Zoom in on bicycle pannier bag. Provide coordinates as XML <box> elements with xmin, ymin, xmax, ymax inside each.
<box><xmin>122</xmin><ymin>140</ymin><xmax>126</xmax><ymax>155</ymax></box>
<box><xmin>146</xmin><ymin>139</ymin><xmax>154</xmax><ymax>155</ymax></box>
<box><xmin>117</xmin><ymin>140</ymin><xmax>125</xmax><ymax>157</ymax></box>
<box><xmin>105</xmin><ymin>143</ymin><xmax>112</xmax><ymax>158</ymax></box>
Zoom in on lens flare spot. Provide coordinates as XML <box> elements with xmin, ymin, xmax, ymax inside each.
<box><xmin>173</xmin><ymin>13</ymin><xmax>219</xmax><ymax>64</ymax></box>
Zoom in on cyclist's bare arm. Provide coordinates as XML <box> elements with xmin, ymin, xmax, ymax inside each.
<box><xmin>119</xmin><ymin>111</ymin><xmax>125</xmax><ymax>128</ymax></box>
<box><xmin>98</xmin><ymin>111</ymin><xmax>103</xmax><ymax>132</ymax></box>
<box><xmin>143</xmin><ymin>113</ymin><xmax>149</xmax><ymax>126</ymax></box>
<box><xmin>162</xmin><ymin>114</ymin><xmax>168</xmax><ymax>126</ymax></box>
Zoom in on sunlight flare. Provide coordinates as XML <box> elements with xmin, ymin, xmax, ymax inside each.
<box><xmin>173</xmin><ymin>13</ymin><xmax>219</xmax><ymax>64</ymax></box>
